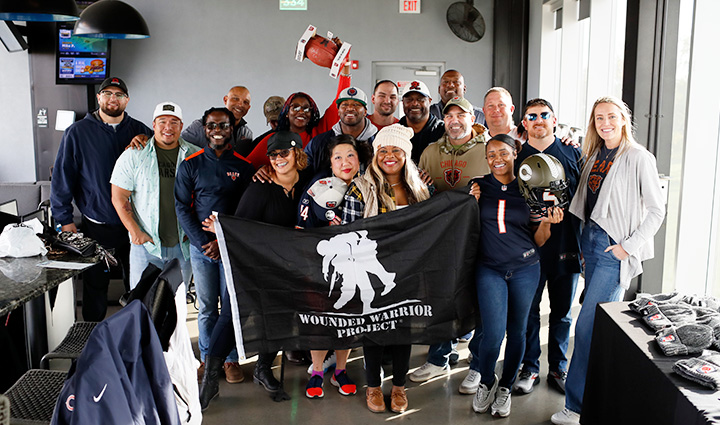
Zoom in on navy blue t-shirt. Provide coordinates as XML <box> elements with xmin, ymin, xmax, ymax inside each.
<box><xmin>515</xmin><ymin>138</ymin><xmax>583</xmax><ymax>276</ymax></box>
<box><xmin>475</xmin><ymin>174</ymin><xmax>539</xmax><ymax>270</ymax></box>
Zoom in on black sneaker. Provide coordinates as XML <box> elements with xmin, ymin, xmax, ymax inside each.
<box><xmin>306</xmin><ymin>374</ymin><xmax>324</xmax><ymax>398</ymax></box>
<box><xmin>547</xmin><ymin>370</ymin><xmax>567</xmax><ymax>394</ymax></box>
<box><xmin>449</xmin><ymin>349</ymin><xmax>460</xmax><ymax>366</ymax></box>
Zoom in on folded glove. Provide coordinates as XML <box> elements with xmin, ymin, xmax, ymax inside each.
<box><xmin>643</xmin><ymin>304</ymin><xmax>696</xmax><ymax>331</ymax></box>
<box><xmin>681</xmin><ymin>295</ymin><xmax>720</xmax><ymax>312</ymax></box>
<box><xmin>630</xmin><ymin>292</ymin><xmax>682</xmax><ymax>313</ymax></box>
<box><xmin>656</xmin><ymin>324</ymin><xmax>714</xmax><ymax>356</ymax></box>
<box><xmin>673</xmin><ymin>353</ymin><xmax>720</xmax><ymax>390</ymax></box>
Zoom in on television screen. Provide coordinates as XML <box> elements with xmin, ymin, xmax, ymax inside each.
<box><xmin>55</xmin><ymin>22</ymin><xmax>110</xmax><ymax>85</ymax></box>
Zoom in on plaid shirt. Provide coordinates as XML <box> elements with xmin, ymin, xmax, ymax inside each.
<box><xmin>342</xmin><ymin>182</ymin><xmax>391</xmax><ymax>224</ymax></box>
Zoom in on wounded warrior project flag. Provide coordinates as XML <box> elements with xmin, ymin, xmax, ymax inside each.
<box><xmin>217</xmin><ymin>190</ymin><xmax>480</xmax><ymax>357</ymax></box>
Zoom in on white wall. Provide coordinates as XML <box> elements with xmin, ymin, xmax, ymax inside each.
<box><xmin>110</xmin><ymin>0</ymin><xmax>494</xmax><ymax>133</ymax></box>
<box><xmin>0</xmin><ymin>48</ymin><xmax>36</xmax><ymax>182</ymax></box>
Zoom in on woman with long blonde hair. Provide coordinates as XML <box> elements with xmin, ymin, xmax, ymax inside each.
<box><xmin>341</xmin><ymin>124</ymin><xmax>432</xmax><ymax>414</ymax></box>
<box><xmin>551</xmin><ymin>97</ymin><xmax>665</xmax><ymax>425</ymax></box>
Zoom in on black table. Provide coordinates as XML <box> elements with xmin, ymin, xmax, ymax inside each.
<box><xmin>0</xmin><ymin>254</ymin><xmax>97</xmax><ymax>368</ymax></box>
<box><xmin>582</xmin><ymin>302</ymin><xmax>720</xmax><ymax>425</ymax></box>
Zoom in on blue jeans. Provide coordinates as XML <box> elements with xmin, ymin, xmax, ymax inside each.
<box><xmin>565</xmin><ymin>221</ymin><xmax>624</xmax><ymax>413</ymax></box>
<box><xmin>190</xmin><ymin>244</ymin><xmax>238</xmax><ymax>362</ymax></box>
<box><xmin>521</xmin><ymin>270</ymin><xmax>579</xmax><ymax>374</ymax></box>
<box><xmin>426</xmin><ymin>339</ymin><xmax>458</xmax><ymax>367</ymax></box>
<box><xmin>129</xmin><ymin>243</ymin><xmax>193</xmax><ymax>290</ymax></box>
<box><xmin>470</xmin><ymin>261</ymin><xmax>540</xmax><ymax>389</ymax></box>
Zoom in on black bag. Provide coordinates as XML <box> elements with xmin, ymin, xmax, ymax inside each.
<box><xmin>53</xmin><ymin>231</ymin><xmax>97</xmax><ymax>257</ymax></box>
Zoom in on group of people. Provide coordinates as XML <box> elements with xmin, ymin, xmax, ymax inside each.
<box><xmin>49</xmin><ymin>66</ymin><xmax>665</xmax><ymax>423</ymax></box>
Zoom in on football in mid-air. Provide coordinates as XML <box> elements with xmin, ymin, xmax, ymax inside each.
<box><xmin>304</xmin><ymin>35</ymin><xmax>338</xmax><ymax>68</ymax></box>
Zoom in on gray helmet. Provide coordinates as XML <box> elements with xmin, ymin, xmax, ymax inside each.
<box><xmin>518</xmin><ymin>153</ymin><xmax>569</xmax><ymax>214</ymax></box>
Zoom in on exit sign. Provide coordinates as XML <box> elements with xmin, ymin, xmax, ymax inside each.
<box><xmin>280</xmin><ymin>0</ymin><xmax>307</xmax><ymax>11</ymax></box>
<box><xmin>399</xmin><ymin>0</ymin><xmax>420</xmax><ymax>14</ymax></box>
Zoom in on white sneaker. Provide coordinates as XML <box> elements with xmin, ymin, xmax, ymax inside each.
<box><xmin>472</xmin><ymin>375</ymin><xmax>497</xmax><ymax>413</ymax></box>
<box><xmin>408</xmin><ymin>362</ymin><xmax>449</xmax><ymax>382</ymax></box>
<box><xmin>459</xmin><ymin>369</ymin><xmax>481</xmax><ymax>394</ymax></box>
<box><xmin>307</xmin><ymin>351</ymin><xmax>337</xmax><ymax>375</ymax></box>
<box><xmin>512</xmin><ymin>370</ymin><xmax>539</xmax><ymax>394</ymax></box>
<box><xmin>491</xmin><ymin>386</ymin><xmax>511</xmax><ymax>417</ymax></box>
<box><xmin>551</xmin><ymin>408</ymin><xmax>581</xmax><ymax>425</ymax></box>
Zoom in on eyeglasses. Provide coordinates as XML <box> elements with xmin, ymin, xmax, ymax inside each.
<box><xmin>99</xmin><ymin>90</ymin><xmax>127</xmax><ymax>100</ymax></box>
<box><xmin>268</xmin><ymin>149</ymin><xmax>292</xmax><ymax>159</ymax></box>
<box><xmin>205</xmin><ymin>122</ymin><xmax>231</xmax><ymax>130</ymax></box>
<box><xmin>525</xmin><ymin>112</ymin><xmax>552</xmax><ymax>121</ymax></box>
<box><xmin>290</xmin><ymin>105</ymin><xmax>311</xmax><ymax>113</ymax></box>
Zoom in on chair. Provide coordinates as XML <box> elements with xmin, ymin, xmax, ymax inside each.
<box><xmin>40</xmin><ymin>322</ymin><xmax>99</xmax><ymax>369</ymax></box>
<box><xmin>4</xmin><ymin>369</ymin><xmax>66</xmax><ymax>424</ymax></box>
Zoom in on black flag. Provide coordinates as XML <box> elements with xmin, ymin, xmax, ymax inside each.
<box><xmin>216</xmin><ymin>189</ymin><xmax>480</xmax><ymax>357</ymax></box>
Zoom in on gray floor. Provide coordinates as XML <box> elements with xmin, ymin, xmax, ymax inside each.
<box><xmin>192</xmin><ymin>287</ymin><xmax>582</xmax><ymax>425</ymax></box>
<box><xmin>96</xmin><ymin>280</ymin><xmax>580</xmax><ymax>424</ymax></box>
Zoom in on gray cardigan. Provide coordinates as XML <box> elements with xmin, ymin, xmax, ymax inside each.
<box><xmin>569</xmin><ymin>143</ymin><xmax>666</xmax><ymax>289</ymax></box>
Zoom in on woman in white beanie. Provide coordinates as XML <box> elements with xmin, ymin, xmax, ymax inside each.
<box><xmin>341</xmin><ymin>123</ymin><xmax>433</xmax><ymax>414</ymax></box>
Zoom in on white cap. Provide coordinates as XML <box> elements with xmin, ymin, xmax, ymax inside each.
<box><xmin>372</xmin><ymin>124</ymin><xmax>414</xmax><ymax>159</ymax></box>
<box><xmin>152</xmin><ymin>101</ymin><xmax>183</xmax><ymax>121</ymax></box>
<box><xmin>401</xmin><ymin>80</ymin><xmax>431</xmax><ymax>98</ymax></box>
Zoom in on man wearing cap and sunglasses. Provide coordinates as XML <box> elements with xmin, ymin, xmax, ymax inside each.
<box><xmin>51</xmin><ymin>76</ymin><xmax>152</xmax><ymax>321</ymax></box>
<box><xmin>110</xmin><ymin>102</ymin><xmax>199</xmax><ymax>291</ymax></box>
<box><xmin>304</xmin><ymin>86</ymin><xmax>378</xmax><ymax>175</ymax></box>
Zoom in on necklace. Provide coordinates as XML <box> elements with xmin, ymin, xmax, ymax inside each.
<box><xmin>390</xmin><ymin>182</ymin><xmax>400</xmax><ymax>187</ymax></box>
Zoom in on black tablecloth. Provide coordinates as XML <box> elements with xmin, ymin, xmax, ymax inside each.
<box><xmin>582</xmin><ymin>302</ymin><xmax>720</xmax><ymax>425</ymax></box>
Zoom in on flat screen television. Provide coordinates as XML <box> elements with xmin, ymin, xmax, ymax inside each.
<box><xmin>55</xmin><ymin>22</ymin><xmax>111</xmax><ymax>85</ymax></box>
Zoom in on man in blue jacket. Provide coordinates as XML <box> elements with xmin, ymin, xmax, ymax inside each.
<box><xmin>50</xmin><ymin>77</ymin><xmax>151</xmax><ymax>321</ymax></box>
<box><xmin>175</xmin><ymin>107</ymin><xmax>254</xmax><ymax>384</ymax></box>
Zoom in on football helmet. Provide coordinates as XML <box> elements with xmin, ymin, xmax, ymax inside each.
<box><xmin>518</xmin><ymin>153</ymin><xmax>569</xmax><ymax>214</ymax></box>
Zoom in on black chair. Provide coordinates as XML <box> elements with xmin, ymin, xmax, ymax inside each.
<box><xmin>39</xmin><ymin>321</ymin><xmax>99</xmax><ymax>369</ymax></box>
<box><xmin>4</xmin><ymin>369</ymin><xmax>66</xmax><ymax>424</ymax></box>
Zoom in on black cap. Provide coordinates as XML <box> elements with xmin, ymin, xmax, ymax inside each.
<box><xmin>267</xmin><ymin>131</ymin><xmax>302</xmax><ymax>154</ymax></box>
<box><xmin>98</xmin><ymin>77</ymin><xmax>128</xmax><ymax>95</ymax></box>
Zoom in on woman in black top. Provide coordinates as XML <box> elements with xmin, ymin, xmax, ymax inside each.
<box><xmin>198</xmin><ymin>131</ymin><xmax>311</xmax><ymax>410</ymax></box>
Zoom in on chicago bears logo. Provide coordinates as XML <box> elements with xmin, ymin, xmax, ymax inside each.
<box><xmin>326</xmin><ymin>201</ymin><xmax>338</xmax><ymax>208</ymax></box>
<box><xmin>698</xmin><ymin>365</ymin><xmax>716</xmax><ymax>374</ymax></box>
<box><xmin>65</xmin><ymin>394</ymin><xmax>75</xmax><ymax>411</ymax></box>
<box><xmin>660</xmin><ymin>334</ymin><xmax>675</xmax><ymax>342</ymax></box>
<box><xmin>347</xmin><ymin>87</ymin><xmax>357</xmax><ymax>96</ymax></box>
<box><xmin>227</xmin><ymin>171</ymin><xmax>241</xmax><ymax>181</ymax></box>
<box><xmin>588</xmin><ymin>175</ymin><xmax>602</xmax><ymax>194</ymax></box>
<box><xmin>444</xmin><ymin>168</ymin><xmax>461</xmax><ymax>188</ymax></box>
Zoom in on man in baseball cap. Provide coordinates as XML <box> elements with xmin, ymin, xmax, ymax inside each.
<box><xmin>399</xmin><ymin>80</ymin><xmax>445</xmax><ymax>164</ymax></box>
<box><xmin>110</xmin><ymin>101</ymin><xmax>199</xmax><ymax>293</ymax></box>
<box><xmin>51</xmin><ymin>77</ymin><xmax>152</xmax><ymax>321</ymax></box>
<box><xmin>304</xmin><ymin>86</ymin><xmax>377</xmax><ymax>174</ymax></box>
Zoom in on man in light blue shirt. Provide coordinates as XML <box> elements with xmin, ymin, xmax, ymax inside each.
<box><xmin>110</xmin><ymin>101</ymin><xmax>199</xmax><ymax>288</ymax></box>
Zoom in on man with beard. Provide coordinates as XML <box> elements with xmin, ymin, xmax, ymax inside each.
<box><xmin>110</xmin><ymin>102</ymin><xmax>199</xmax><ymax>290</ymax></box>
<box><xmin>513</xmin><ymin>98</ymin><xmax>582</xmax><ymax>397</ymax></box>
<box><xmin>51</xmin><ymin>77</ymin><xmax>152</xmax><ymax>321</ymax></box>
<box><xmin>179</xmin><ymin>86</ymin><xmax>254</xmax><ymax>155</ymax></box>
<box><xmin>367</xmin><ymin>80</ymin><xmax>399</xmax><ymax>130</ymax></box>
<box><xmin>175</xmin><ymin>107</ymin><xmax>255</xmax><ymax>385</ymax></box>
<box><xmin>399</xmin><ymin>80</ymin><xmax>445</xmax><ymax>164</ymax></box>
<box><xmin>410</xmin><ymin>97</ymin><xmax>489</xmax><ymax>393</ymax></box>
<box><xmin>429</xmin><ymin>70</ymin><xmax>485</xmax><ymax>125</ymax></box>
<box><xmin>304</xmin><ymin>87</ymin><xmax>377</xmax><ymax>174</ymax></box>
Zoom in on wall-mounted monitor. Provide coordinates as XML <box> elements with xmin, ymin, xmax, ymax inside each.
<box><xmin>55</xmin><ymin>22</ymin><xmax>111</xmax><ymax>85</ymax></box>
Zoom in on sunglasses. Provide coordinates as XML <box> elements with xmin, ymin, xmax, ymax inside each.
<box><xmin>205</xmin><ymin>122</ymin><xmax>231</xmax><ymax>130</ymax></box>
<box><xmin>525</xmin><ymin>112</ymin><xmax>552</xmax><ymax>121</ymax></box>
<box><xmin>290</xmin><ymin>105</ymin><xmax>311</xmax><ymax>113</ymax></box>
<box><xmin>268</xmin><ymin>149</ymin><xmax>292</xmax><ymax>159</ymax></box>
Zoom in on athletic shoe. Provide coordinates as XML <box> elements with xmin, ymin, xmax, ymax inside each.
<box><xmin>449</xmin><ymin>349</ymin><xmax>460</xmax><ymax>366</ymax></box>
<box><xmin>548</xmin><ymin>370</ymin><xmax>567</xmax><ymax>394</ymax></box>
<box><xmin>551</xmin><ymin>408</ymin><xmax>581</xmax><ymax>424</ymax></box>
<box><xmin>491</xmin><ymin>386</ymin><xmax>512</xmax><ymax>417</ymax></box>
<box><xmin>472</xmin><ymin>375</ymin><xmax>498</xmax><ymax>413</ymax></box>
<box><xmin>459</xmin><ymin>369</ymin><xmax>481</xmax><ymax>394</ymax></box>
<box><xmin>459</xmin><ymin>330</ymin><xmax>473</xmax><ymax>342</ymax></box>
<box><xmin>408</xmin><ymin>362</ymin><xmax>449</xmax><ymax>382</ymax></box>
<box><xmin>305</xmin><ymin>374</ymin><xmax>324</xmax><ymax>398</ymax></box>
<box><xmin>307</xmin><ymin>351</ymin><xmax>337</xmax><ymax>374</ymax></box>
<box><xmin>330</xmin><ymin>370</ymin><xmax>357</xmax><ymax>395</ymax></box>
<box><xmin>466</xmin><ymin>352</ymin><xmax>473</xmax><ymax>364</ymax></box>
<box><xmin>512</xmin><ymin>370</ymin><xmax>539</xmax><ymax>394</ymax></box>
